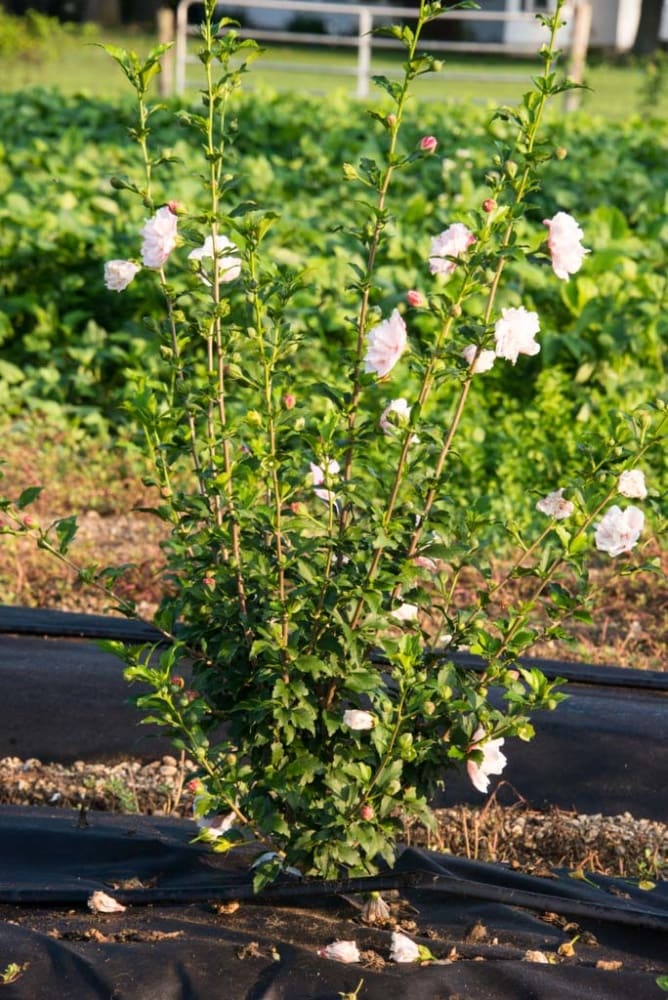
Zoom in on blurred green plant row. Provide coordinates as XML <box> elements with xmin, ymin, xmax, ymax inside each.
<box><xmin>0</xmin><ymin>87</ymin><xmax>666</xmax><ymax>527</ymax></box>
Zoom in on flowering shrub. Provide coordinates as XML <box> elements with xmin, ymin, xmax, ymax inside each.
<box><xmin>1</xmin><ymin>0</ymin><xmax>665</xmax><ymax>889</ymax></box>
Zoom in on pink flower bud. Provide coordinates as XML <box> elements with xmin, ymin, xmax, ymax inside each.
<box><xmin>360</xmin><ymin>804</ymin><xmax>375</xmax><ymax>822</ymax></box>
<box><xmin>482</xmin><ymin>198</ymin><xmax>497</xmax><ymax>213</ymax></box>
<box><xmin>186</xmin><ymin>779</ymin><xmax>201</xmax><ymax>793</ymax></box>
<box><xmin>406</xmin><ymin>289</ymin><xmax>425</xmax><ymax>308</ymax></box>
<box><xmin>171</xmin><ymin>675</ymin><xmax>185</xmax><ymax>689</ymax></box>
<box><xmin>386</xmin><ymin>113</ymin><xmax>397</xmax><ymax>128</ymax></box>
<box><xmin>22</xmin><ymin>515</ymin><xmax>37</xmax><ymax>529</ymax></box>
<box><xmin>420</xmin><ymin>135</ymin><xmax>437</xmax><ymax>154</ymax></box>
<box><xmin>185</xmin><ymin>689</ymin><xmax>198</xmax><ymax>702</ymax></box>
<box><xmin>167</xmin><ymin>200</ymin><xmax>181</xmax><ymax>215</ymax></box>
<box><xmin>283</xmin><ymin>393</ymin><xmax>296</xmax><ymax>410</ymax></box>
<box><xmin>202</xmin><ymin>575</ymin><xmax>216</xmax><ymax>588</ymax></box>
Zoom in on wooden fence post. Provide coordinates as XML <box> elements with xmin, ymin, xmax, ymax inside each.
<box><xmin>157</xmin><ymin>7</ymin><xmax>176</xmax><ymax>98</ymax></box>
<box><xmin>565</xmin><ymin>1</ymin><xmax>592</xmax><ymax>112</ymax></box>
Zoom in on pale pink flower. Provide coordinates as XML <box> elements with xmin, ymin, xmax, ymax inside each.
<box><xmin>543</xmin><ymin>212</ymin><xmax>588</xmax><ymax>280</ymax></box>
<box><xmin>140</xmin><ymin>205</ymin><xmax>178</xmax><ymax>269</ymax></box>
<box><xmin>392</xmin><ymin>602</ymin><xmax>419</xmax><ymax>623</ymax></box>
<box><xmin>467</xmin><ymin>725</ymin><xmax>507</xmax><ymax>794</ymax></box>
<box><xmin>361</xmin><ymin>891</ymin><xmax>390</xmax><ymax>923</ymax></box>
<box><xmin>462</xmin><ymin>344</ymin><xmax>496</xmax><ymax>374</ymax></box>
<box><xmin>196</xmin><ymin>809</ymin><xmax>237</xmax><ymax>839</ymax></box>
<box><xmin>390</xmin><ymin>931</ymin><xmax>420</xmax><ymax>963</ymax></box>
<box><xmin>104</xmin><ymin>259</ymin><xmax>140</xmax><ymax>292</ymax></box>
<box><xmin>88</xmin><ymin>891</ymin><xmax>126</xmax><ymax>914</ymax></box>
<box><xmin>310</xmin><ymin>459</ymin><xmax>340</xmax><ymax>504</ymax></box>
<box><xmin>414</xmin><ymin>555</ymin><xmax>438</xmax><ymax>572</ymax></box>
<box><xmin>429</xmin><ymin>223</ymin><xmax>475</xmax><ymax>278</ymax></box>
<box><xmin>317</xmin><ymin>940</ymin><xmax>360</xmax><ymax>963</ymax></box>
<box><xmin>536</xmin><ymin>488</ymin><xmax>574</xmax><ymax>520</ymax></box>
<box><xmin>618</xmin><ymin>469</ymin><xmax>647</xmax><ymax>500</ymax></box>
<box><xmin>420</xmin><ymin>135</ymin><xmax>438</xmax><ymax>153</ymax></box>
<box><xmin>364</xmin><ymin>310</ymin><xmax>407</xmax><ymax>378</ymax></box>
<box><xmin>343</xmin><ymin>709</ymin><xmax>375</xmax><ymax>731</ymax></box>
<box><xmin>188</xmin><ymin>233</ymin><xmax>241</xmax><ymax>283</ymax></box>
<box><xmin>595</xmin><ymin>505</ymin><xmax>644</xmax><ymax>557</ymax></box>
<box><xmin>494</xmin><ymin>306</ymin><xmax>540</xmax><ymax>364</ymax></box>
<box><xmin>380</xmin><ymin>397</ymin><xmax>411</xmax><ymax>434</ymax></box>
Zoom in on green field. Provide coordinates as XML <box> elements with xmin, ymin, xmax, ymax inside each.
<box><xmin>0</xmin><ymin>25</ymin><xmax>667</xmax><ymax>120</ymax></box>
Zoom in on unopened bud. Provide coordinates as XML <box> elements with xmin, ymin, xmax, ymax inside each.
<box><xmin>423</xmin><ymin>700</ymin><xmax>436</xmax><ymax>716</ymax></box>
<box><xmin>555</xmin><ymin>146</ymin><xmax>568</xmax><ymax>160</ymax></box>
<box><xmin>283</xmin><ymin>393</ymin><xmax>296</xmax><ymax>410</ymax></box>
<box><xmin>22</xmin><ymin>515</ymin><xmax>37</xmax><ymax>529</ymax></box>
<box><xmin>171</xmin><ymin>675</ymin><xmax>185</xmax><ymax>689</ymax></box>
<box><xmin>360</xmin><ymin>804</ymin><xmax>375</xmax><ymax>822</ymax></box>
<box><xmin>167</xmin><ymin>200</ymin><xmax>181</xmax><ymax>215</ymax></box>
<box><xmin>482</xmin><ymin>198</ymin><xmax>497</xmax><ymax>213</ymax></box>
<box><xmin>406</xmin><ymin>289</ymin><xmax>426</xmax><ymax>308</ymax></box>
<box><xmin>386</xmin><ymin>113</ymin><xmax>397</xmax><ymax>128</ymax></box>
<box><xmin>202</xmin><ymin>575</ymin><xmax>216</xmax><ymax>588</ymax></box>
<box><xmin>419</xmin><ymin>135</ymin><xmax>437</xmax><ymax>154</ymax></box>
<box><xmin>505</xmin><ymin>160</ymin><xmax>518</xmax><ymax>179</ymax></box>
<box><xmin>450</xmin><ymin>303</ymin><xmax>462</xmax><ymax>318</ymax></box>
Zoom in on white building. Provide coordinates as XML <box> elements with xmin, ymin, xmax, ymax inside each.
<box><xmin>495</xmin><ymin>0</ymin><xmax>667</xmax><ymax>52</ymax></box>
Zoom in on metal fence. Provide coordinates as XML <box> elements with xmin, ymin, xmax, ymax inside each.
<box><xmin>172</xmin><ymin>0</ymin><xmax>590</xmax><ymax>101</ymax></box>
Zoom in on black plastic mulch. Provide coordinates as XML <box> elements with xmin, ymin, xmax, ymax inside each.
<box><xmin>0</xmin><ymin>805</ymin><xmax>666</xmax><ymax>1000</ymax></box>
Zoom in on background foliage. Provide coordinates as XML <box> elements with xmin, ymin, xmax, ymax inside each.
<box><xmin>0</xmin><ymin>87</ymin><xmax>666</xmax><ymax>528</ymax></box>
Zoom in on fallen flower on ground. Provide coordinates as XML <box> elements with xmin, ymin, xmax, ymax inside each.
<box><xmin>317</xmin><ymin>940</ymin><xmax>360</xmax><ymax>963</ymax></box>
<box><xmin>88</xmin><ymin>890</ymin><xmax>126</xmax><ymax>914</ymax></box>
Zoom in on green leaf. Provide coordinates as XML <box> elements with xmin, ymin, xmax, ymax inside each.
<box><xmin>16</xmin><ymin>486</ymin><xmax>43</xmax><ymax>509</ymax></box>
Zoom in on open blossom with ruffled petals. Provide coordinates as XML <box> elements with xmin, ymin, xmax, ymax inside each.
<box><xmin>467</xmin><ymin>726</ymin><xmax>507</xmax><ymax>794</ymax></box>
<box><xmin>536</xmin><ymin>488</ymin><xmax>574</xmax><ymax>520</ymax></box>
<box><xmin>618</xmin><ymin>469</ymin><xmax>647</xmax><ymax>500</ymax></box>
<box><xmin>543</xmin><ymin>212</ymin><xmax>588</xmax><ymax>280</ymax></box>
<box><xmin>392</xmin><ymin>602</ymin><xmax>418</xmax><ymax>623</ymax></box>
<box><xmin>343</xmin><ymin>709</ymin><xmax>375</xmax><ymax>731</ymax></box>
<box><xmin>380</xmin><ymin>397</ymin><xmax>411</xmax><ymax>434</ymax></box>
<box><xmin>494</xmin><ymin>306</ymin><xmax>540</xmax><ymax>364</ymax></box>
<box><xmin>462</xmin><ymin>344</ymin><xmax>496</xmax><ymax>374</ymax></box>
<box><xmin>104</xmin><ymin>259</ymin><xmax>140</xmax><ymax>292</ymax></box>
<box><xmin>318</xmin><ymin>940</ymin><xmax>360</xmax><ymax>963</ymax></box>
<box><xmin>310</xmin><ymin>459</ymin><xmax>340</xmax><ymax>504</ymax></box>
<box><xmin>188</xmin><ymin>233</ymin><xmax>241</xmax><ymax>283</ymax></box>
<box><xmin>595</xmin><ymin>505</ymin><xmax>644</xmax><ymax>557</ymax></box>
<box><xmin>88</xmin><ymin>891</ymin><xmax>126</xmax><ymax>914</ymax></box>
<box><xmin>196</xmin><ymin>808</ymin><xmax>237</xmax><ymax>839</ymax></box>
<box><xmin>364</xmin><ymin>309</ymin><xmax>407</xmax><ymax>378</ymax></box>
<box><xmin>390</xmin><ymin>931</ymin><xmax>420</xmax><ymax>963</ymax></box>
<box><xmin>140</xmin><ymin>205</ymin><xmax>178</xmax><ymax>268</ymax></box>
<box><xmin>429</xmin><ymin>223</ymin><xmax>475</xmax><ymax>278</ymax></box>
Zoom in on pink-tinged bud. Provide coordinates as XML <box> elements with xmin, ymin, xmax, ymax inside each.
<box><xmin>22</xmin><ymin>515</ymin><xmax>37</xmax><ymax>529</ymax></box>
<box><xmin>167</xmin><ymin>200</ymin><xmax>181</xmax><ymax>215</ymax></box>
<box><xmin>185</xmin><ymin>689</ymin><xmax>198</xmax><ymax>702</ymax></box>
<box><xmin>482</xmin><ymin>198</ymin><xmax>497</xmax><ymax>213</ymax></box>
<box><xmin>555</xmin><ymin>146</ymin><xmax>568</xmax><ymax>160</ymax></box>
<box><xmin>290</xmin><ymin>502</ymin><xmax>304</xmax><ymax>515</ymax></box>
<box><xmin>202</xmin><ymin>576</ymin><xmax>216</xmax><ymax>588</ymax></box>
<box><xmin>406</xmin><ymin>289</ymin><xmax>425</xmax><ymax>308</ymax></box>
<box><xmin>171</xmin><ymin>675</ymin><xmax>185</xmax><ymax>689</ymax></box>
<box><xmin>420</xmin><ymin>135</ymin><xmax>437</xmax><ymax>154</ymax></box>
<box><xmin>360</xmin><ymin>804</ymin><xmax>375</xmax><ymax>822</ymax></box>
<box><xmin>283</xmin><ymin>393</ymin><xmax>296</xmax><ymax>410</ymax></box>
<box><xmin>186</xmin><ymin>778</ymin><xmax>201</xmax><ymax>793</ymax></box>
<box><xmin>386</xmin><ymin>113</ymin><xmax>397</xmax><ymax>128</ymax></box>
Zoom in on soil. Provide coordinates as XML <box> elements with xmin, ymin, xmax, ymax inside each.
<box><xmin>1</xmin><ymin>754</ymin><xmax>665</xmax><ymax>884</ymax></box>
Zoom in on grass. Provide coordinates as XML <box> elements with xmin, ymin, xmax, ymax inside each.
<box><xmin>0</xmin><ymin>27</ymin><xmax>666</xmax><ymax>120</ymax></box>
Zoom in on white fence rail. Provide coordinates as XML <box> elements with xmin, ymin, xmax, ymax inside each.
<box><xmin>173</xmin><ymin>0</ymin><xmax>589</xmax><ymax>101</ymax></box>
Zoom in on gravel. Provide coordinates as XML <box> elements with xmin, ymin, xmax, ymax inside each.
<box><xmin>1</xmin><ymin>755</ymin><xmax>665</xmax><ymax>882</ymax></box>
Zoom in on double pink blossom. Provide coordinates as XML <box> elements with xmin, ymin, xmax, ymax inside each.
<box><xmin>618</xmin><ymin>469</ymin><xmax>647</xmax><ymax>500</ymax></box>
<box><xmin>595</xmin><ymin>505</ymin><xmax>644</xmax><ymax>557</ymax></box>
<box><xmin>104</xmin><ymin>259</ymin><xmax>140</xmax><ymax>292</ymax></box>
<box><xmin>543</xmin><ymin>212</ymin><xmax>588</xmax><ymax>280</ymax></box>
<box><xmin>536</xmin><ymin>488</ymin><xmax>574</xmax><ymax>520</ymax></box>
<box><xmin>140</xmin><ymin>205</ymin><xmax>178</xmax><ymax>269</ymax></box>
<box><xmin>364</xmin><ymin>309</ymin><xmax>407</xmax><ymax>378</ymax></box>
<box><xmin>343</xmin><ymin>709</ymin><xmax>375</xmax><ymax>731</ymax></box>
<box><xmin>493</xmin><ymin>306</ymin><xmax>540</xmax><ymax>364</ymax></box>
<box><xmin>429</xmin><ymin>223</ymin><xmax>475</xmax><ymax>278</ymax></box>
<box><xmin>466</xmin><ymin>726</ymin><xmax>507</xmax><ymax>794</ymax></box>
<box><xmin>462</xmin><ymin>344</ymin><xmax>496</xmax><ymax>374</ymax></box>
